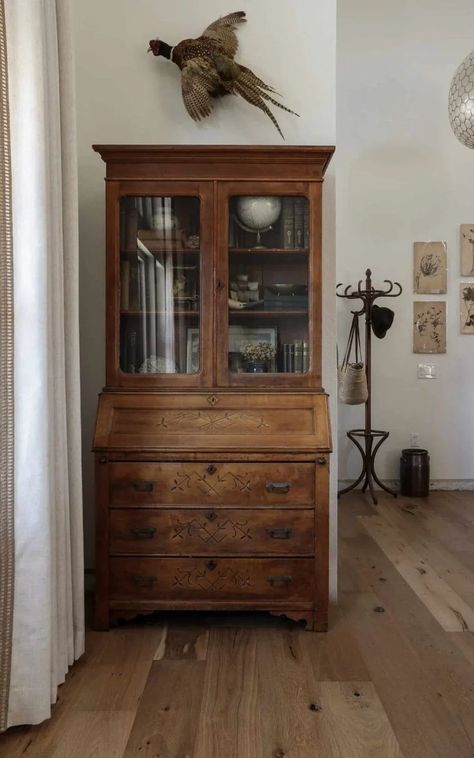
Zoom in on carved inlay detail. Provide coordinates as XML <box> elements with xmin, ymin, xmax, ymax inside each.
<box><xmin>170</xmin><ymin>469</ymin><xmax>252</xmax><ymax>497</ymax></box>
<box><xmin>207</xmin><ymin>394</ymin><xmax>220</xmax><ymax>406</ymax></box>
<box><xmin>172</xmin><ymin>517</ymin><xmax>252</xmax><ymax>544</ymax></box>
<box><xmin>155</xmin><ymin>410</ymin><xmax>269</xmax><ymax>432</ymax></box>
<box><xmin>173</xmin><ymin>567</ymin><xmax>252</xmax><ymax>591</ymax></box>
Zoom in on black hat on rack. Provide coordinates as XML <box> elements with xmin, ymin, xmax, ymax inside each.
<box><xmin>371</xmin><ymin>304</ymin><xmax>394</xmax><ymax>339</ymax></box>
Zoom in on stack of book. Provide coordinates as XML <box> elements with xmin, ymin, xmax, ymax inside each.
<box><xmin>280</xmin><ymin>198</ymin><xmax>309</xmax><ymax>249</ymax></box>
<box><xmin>281</xmin><ymin>340</ymin><xmax>309</xmax><ymax>373</ymax></box>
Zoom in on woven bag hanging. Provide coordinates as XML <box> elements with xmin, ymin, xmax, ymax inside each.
<box><xmin>338</xmin><ymin>313</ymin><xmax>368</xmax><ymax>405</ymax></box>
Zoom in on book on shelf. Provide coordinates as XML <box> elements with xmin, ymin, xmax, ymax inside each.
<box><xmin>282</xmin><ymin>340</ymin><xmax>309</xmax><ymax>373</ymax></box>
<box><xmin>293</xmin><ymin>339</ymin><xmax>303</xmax><ymax>373</ymax></box>
<box><xmin>294</xmin><ymin>199</ymin><xmax>305</xmax><ymax>249</ymax></box>
<box><xmin>137</xmin><ymin>227</ymin><xmax>185</xmax><ymax>252</ymax></box>
<box><xmin>303</xmin><ymin>202</ymin><xmax>309</xmax><ymax>249</ymax></box>
<box><xmin>281</xmin><ymin>198</ymin><xmax>295</xmax><ymax>248</ymax></box>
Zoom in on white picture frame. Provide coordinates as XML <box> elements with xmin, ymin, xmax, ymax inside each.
<box><xmin>186</xmin><ymin>327</ymin><xmax>200</xmax><ymax>374</ymax></box>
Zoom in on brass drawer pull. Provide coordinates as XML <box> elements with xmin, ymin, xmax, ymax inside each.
<box><xmin>266</xmin><ymin>481</ymin><xmax>291</xmax><ymax>494</ymax></box>
<box><xmin>131</xmin><ymin>527</ymin><xmax>157</xmax><ymax>539</ymax></box>
<box><xmin>317</xmin><ymin>457</ymin><xmax>326</xmax><ymax>465</ymax></box>
<box><xmin>131</xmin><ymin>479</ymin><xmax>155</xmax><ymax>493</ymax></box>
<box><xmin>133</xmin><ymin>575</ymin><xmax>156</xmax><ymax>587</ymax></box>
<box><xmin>266</xmin><ymin>527</ymin><xmax>293</xmax><ymax>540</ymax></box>
<box><xmin>267</xmin><ymin>574</ymin><xmax>293</xmax><ymax>586</ymax></box>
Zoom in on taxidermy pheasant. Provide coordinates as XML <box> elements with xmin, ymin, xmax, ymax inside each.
<box><xmin>148</xmin><ymin>11</ymin><xmax>298</xmax><ymax>139</ymax></box>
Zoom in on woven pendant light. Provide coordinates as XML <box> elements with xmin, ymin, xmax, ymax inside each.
<box><xmin>448</xmin><ymin>50</ymin><xmax>474</xmax><ymax>148</ymax></box>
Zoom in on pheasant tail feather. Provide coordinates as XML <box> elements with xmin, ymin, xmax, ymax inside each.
<box><xmin>236</xmin><ymin>67</ymin><xmax>299</xmax><ymax>139</ymax></box>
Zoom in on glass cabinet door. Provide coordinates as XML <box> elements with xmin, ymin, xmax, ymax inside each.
<box><xmin>217</xmin><ymin>185</ymin><xmax>320</xmax><ymax>387</ymax></box>
<box><xmin>115</xmin><ymin>184</ymin><xmax>213</xmax><ymax>386</ymax></box>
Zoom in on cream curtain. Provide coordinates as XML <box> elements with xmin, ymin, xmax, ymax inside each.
<box><xmin>2</xmin><ymin>0</ymin><xmax>84</xmax><ymax>728</ymax></box>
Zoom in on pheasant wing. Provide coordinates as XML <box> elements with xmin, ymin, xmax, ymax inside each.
<box><xmin>202</xmin><ymin>11</ymin><xmax>246</xmax><ymax>57</ymax></box>
<box><xmin>181</xmin><ymin>58</ymin><xmax>218</xmax><ymax>122</ymax></box>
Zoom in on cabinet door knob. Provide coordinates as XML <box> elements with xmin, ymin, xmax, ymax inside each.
<box><xmin>265</xmin><ymin>481</ymin><xmax>291</xmax><ymax>494</ymax></box>
<box><xmin>216</xmin><ymin>279</ymin><xmax>225</xmax><ymax>290</ymax></box>
<box><xmin>206</xmin><ymin>560</ymin><xmax>217</xmax><ymax>571</ymax></box>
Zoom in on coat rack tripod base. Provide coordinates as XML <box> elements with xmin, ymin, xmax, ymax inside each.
<box><xmin>338</xmin><ymin>429</ymin><xmax>397</xmax><ymax>505</ymax></box>
<box><xmin>337</xmin><ymin>269</ymin><xmax>402</xmax><ymax>505</ymax></box>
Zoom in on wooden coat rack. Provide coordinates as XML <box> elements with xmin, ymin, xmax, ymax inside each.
<box><xmin>337</xmin><ymin>269</ymin><xmax>402</xmax><ymax>504</ymax></box>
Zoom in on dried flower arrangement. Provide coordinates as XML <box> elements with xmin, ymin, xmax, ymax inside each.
<box><xmin>241</xmin><ymin>341</ymin><xmax>276</xmax><ymax>363</ymax></box>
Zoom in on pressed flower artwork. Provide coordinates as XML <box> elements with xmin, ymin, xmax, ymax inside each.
<box><xmin>460</xmin><ymin>225</ymin><xmax>474</xmax><ymax>276</ymax></box>
<box><xmin>460</xmin><ymin>283</ymin><xmax>474</xmax><ymax>334</ymax></box>
<box><xmin>413</xmin><ymin>301</ymin><xmax>446</xmax><ymax>353</ymax></box>
<box><xmin>413</xmin><ymin>241</ymin><xmax>447</xmax><ymax>294</ymax></box>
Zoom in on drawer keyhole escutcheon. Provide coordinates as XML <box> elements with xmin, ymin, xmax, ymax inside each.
<box><xmin>206</xmin><ymin>560</ymin><xmax>217</xmax><ymax>571</ymax></box>
<box><xmin>206</xmin><ymin>511</ymin><xmax>218</xmax><ymax>522</ymax></box>
<box><xmin>207</xmin><ymin>464</ymin><xmax>217</xmax><ymax>475</ymax></box>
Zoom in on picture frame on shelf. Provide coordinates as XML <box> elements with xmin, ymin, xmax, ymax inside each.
<box><xmin>228</xmin><ymin>325</ymin><xmax>278</xmax><ymax>372</ymax></box>
<box><xmin>186</xmin><ymin>327</ymin><xmax>200</xmax><ymax>374</ymax></box>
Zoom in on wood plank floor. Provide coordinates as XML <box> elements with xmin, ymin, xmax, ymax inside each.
<box><xmin>1</xmin><ymin>491</ymin><xmax>473</xmax><ymax>757</ymax></box>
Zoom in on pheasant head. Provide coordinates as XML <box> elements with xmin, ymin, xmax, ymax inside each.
<box><xmin>148</xmin><ymin>39</ymin><xmax>174</xmax><ymax>60</ymax></box>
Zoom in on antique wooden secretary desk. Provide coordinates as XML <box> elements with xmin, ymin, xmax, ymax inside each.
<box><xmin>92</xmin><ymin>145</ymin><xmax>334</xmax><ymax>631</ymax></box>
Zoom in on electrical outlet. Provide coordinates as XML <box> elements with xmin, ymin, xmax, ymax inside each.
<box><xmin>410</xmin><ymin>433</ymin><xmax>420</xmax><ymax>447</ymax></box>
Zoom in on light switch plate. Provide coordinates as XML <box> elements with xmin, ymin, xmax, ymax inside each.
<box><xmin>417</xmin><ymin>363</ymin><xmax>437</xmax><ymax>379</ymax></box>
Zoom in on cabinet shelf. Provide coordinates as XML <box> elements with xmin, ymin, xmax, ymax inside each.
<box><xmin>121</xmin><ymin>249</ymin><xmax>200</xmax><ymax>257</ymax></box>
<box><xmin>121</xmin><ymin>310</ymin><xmax>199</xmax><ymax>316</ymax></box>
<box><xmin>229</xmin><ymin>309</ymin><xmax>308</xmax><ymax>317</ymax></box>
<box><xmin>229</xmin><ymin>247</ymin><xmax>308</xmax><ymax>254</ymax></box>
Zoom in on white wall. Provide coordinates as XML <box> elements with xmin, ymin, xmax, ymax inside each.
<box><xmin>73</xmin><ymin>1</ymin><xmax>337</xmax><ymax>589</ymax></box>
<box><xmin>337</xmin><ymin>0</ymin><xmax>474</xmax><ymax>484</ymax></box>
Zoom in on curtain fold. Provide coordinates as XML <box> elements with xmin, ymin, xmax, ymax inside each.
<box><xmin>3</xmin><ymin>0</ymin><xmax>84</xmax><ymax>728</ymax></box>
<box><xmin>0</xmin><ymin>0</ymin><xmax>15</xmax><ymax>734</ymax></box>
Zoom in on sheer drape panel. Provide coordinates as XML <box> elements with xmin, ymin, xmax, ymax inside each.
<box><xmin>4</xmin><ymin>0</ymin><xmax>84</xmax><ymax>727</ymax></box>
<box><xmin>0</xmin><ymin>0</ymin><xmax>15</xmax><ymax>734</ymax></box>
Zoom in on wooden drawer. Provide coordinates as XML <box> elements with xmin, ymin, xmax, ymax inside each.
<box><xmin>110</xmin><ymin>557</ymin><xmax>314</xmax><ymax>602</ymax></box>
<box><xmin>109</xmin><ymin>508</ymin><xmax>314</xmax><ymax>556</ymax></box>
<box><xmin>109</xmin><ymin>462</ymin><xmax>314</xmax><ymax>506</ymax></box>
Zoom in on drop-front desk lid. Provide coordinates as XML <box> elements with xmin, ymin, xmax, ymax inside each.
<box><xmin>93</xmin><ymin>392</ymin><xmax>332</xmax><ymax>453</ymax></box>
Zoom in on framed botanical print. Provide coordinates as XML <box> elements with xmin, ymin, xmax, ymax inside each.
<box><xmin>413</xmin><ymin>301</ymin><xmax>446</xmax><ymax>353</ymax></box>
<box><xmin>413</xmin><ymin>241</ymin><xmax>447</xmax><ymax>294</ymax></box>
<box><xmin>460</xmin><ymin>283</ymin><xmax>474</xmax><ymax>334</ymax></box>
<box><xmin>460</xmin><ymin>225</ymin><xmax>474</xmax><ymax>276</ymax></box>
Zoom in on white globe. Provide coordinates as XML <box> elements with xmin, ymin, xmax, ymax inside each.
<box><xmin>236</xmin><ymin>196</ymin><xmax>282</xmax><ymax>231</ymax></box>
<box><xmin>448</xmin><ymin>50</ymin><xmax>474</xmax><ymax>149</ymax></box>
